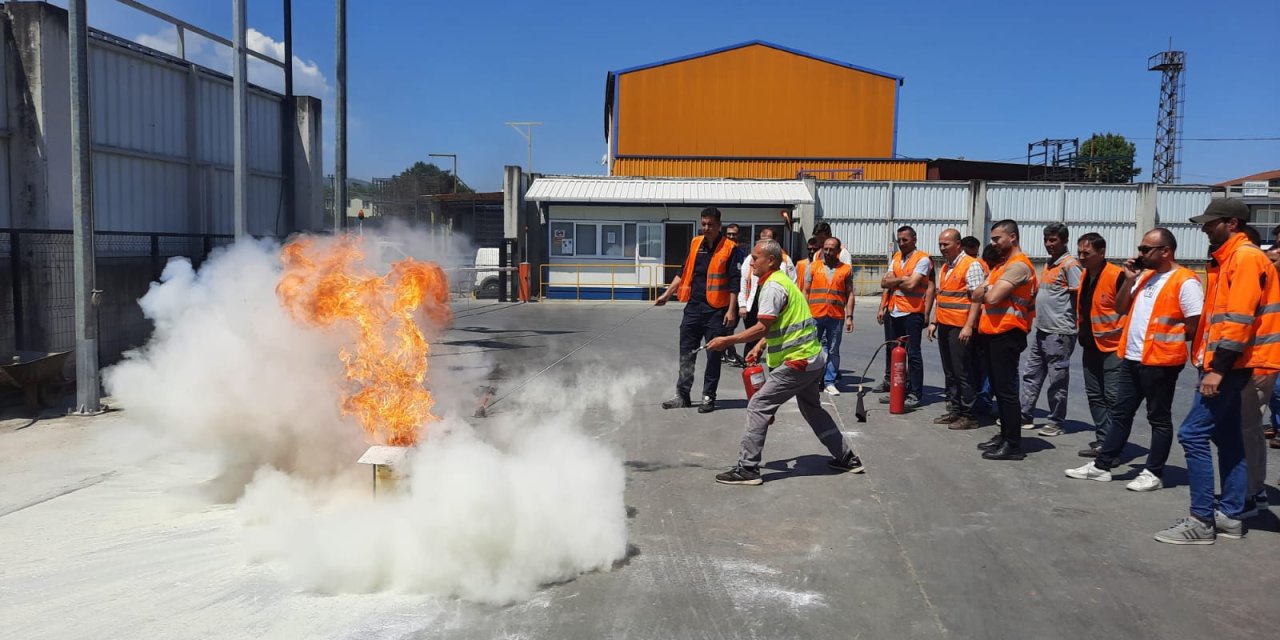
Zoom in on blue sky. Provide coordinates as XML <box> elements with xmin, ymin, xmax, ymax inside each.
<box><xmin>82</xmin><ymin>0</ymin><xmax>1279</xmax><ymax>191</ymax></box>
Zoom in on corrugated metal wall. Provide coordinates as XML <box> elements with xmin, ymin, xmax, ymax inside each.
<box><xmin>816</xmin><ymin>181</ymin><xmax>1215</xmax><ymax>261</ymax></box>
<box><xmin>816</xmin><ymin>181</ymin><xmax>971</xmax><ymax>256</ymax></box>
<box><xmin>612</xmin><ymin>157</ymin><xmax>925</xmax><ymax>181</ymax></box>
<box><xmin>615</xmin><ymin>43</ymin><xmax>898</xmax><ymax>158</ymax></box>
<box><xmin>0</xmin><ymin>19</ymin><xmax>9</xmax><ymax>228</ymax></box>
<box><xmin>87</xmin><ymin>40</ymin><xmax>285</xmax><ymax>235</ymax></box>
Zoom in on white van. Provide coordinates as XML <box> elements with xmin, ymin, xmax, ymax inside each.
<box><xmin>473</xmin><ymin>247</ymin><xmax>501</xmax><ymax>298</ymax></box>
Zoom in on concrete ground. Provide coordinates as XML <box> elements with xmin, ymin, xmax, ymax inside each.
<box><xmin>2</xmin><ymin>298</ymin><xmax>1279</xmax><ymax>639</ymax></box>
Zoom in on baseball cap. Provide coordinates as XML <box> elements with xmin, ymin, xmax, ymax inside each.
<box><xmin>1189</xmin><ymin>198</ymin><xmax>1251</xmax><ymax>224</ymax></box>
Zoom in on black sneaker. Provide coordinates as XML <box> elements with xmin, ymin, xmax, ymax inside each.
<box><xmin>715</xmin><ymin>466</ymin><xmax>763</xmax><ymax>485</ymax></box>
<box><xmin>1077</xmin><ymin>441</ymin><xmax>1102</xmax><ymax>458</ymax></box>
<box><xmin>661</xmin><ymin>394</ymin><xmax>691</xmax><ymax>410</ymax></box>
<box><xmin>977</xmin><ymin>434</ymin><xmax>1004</xmax><ymax>451</ymax></box>
<box><xmin>697</xmin><ymin>396</ymin><xmax>716</xmax><ymax>413</ymax></box>
<box><xmin>871</xmin><ymin>380</ymin><xmax>891</xmax><ymax>393</ymax></box>
<box><xmin>827</xmin><ymin>454</ymin><xmax>865</xmax><ymax>474</ymax></box>
<box><xmin>904</xmin><ymin>395</ymin><xmax>921</xmax><ymax>410</ymax></box>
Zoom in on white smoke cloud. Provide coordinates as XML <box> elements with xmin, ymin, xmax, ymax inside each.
<box><xmin>103</xmin><ymin>229</ymin><xmax>635</xmax><ymax>603</ymax></box>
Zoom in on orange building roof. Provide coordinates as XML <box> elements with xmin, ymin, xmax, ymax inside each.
<box><xmin>1217</xmin><ymin>169</ymin><xmax>1280</xmax><ymax>187</ymax></box>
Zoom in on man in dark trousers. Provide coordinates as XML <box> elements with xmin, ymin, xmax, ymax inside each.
<box><xmin>976</xmin><ymin>220</ymin><xmax>1038</xmax><ymax>460</ymax></box>
<box><xmin>655</xmin><ymin>207</ymin><xmax>745</xmax><ymax>413</ymax></box>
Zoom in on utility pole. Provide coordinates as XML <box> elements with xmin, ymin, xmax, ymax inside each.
<box><xmin>69</xmin><ymin>0</ymin><xmax>102</xmax><ymax>414</ymax></box>
<box><xmin>429</xmin><ymin>153</ymin><xmax>459</xmax><ymax>193</ymax></box>
<box><xmin>334</xmin><ymin>0</ymin><xmax>348</xmax><ymax>232</ymax></box>
<box><xmin>232</xmin><ymin>0</ymin><xmax>248</xmax><ymax>238</ymax></box>
<box><xmin>506</xmin><ymin>122</ymin><xmax>543</xmax><ymax>176</ymax></box>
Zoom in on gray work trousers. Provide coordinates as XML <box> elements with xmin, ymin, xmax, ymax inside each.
<box><xmin>738</xmin><ymin>351</ymin><xmax>852</xmax><ymax>471</ymax></box>
<box><xmin>1240</xmin><ymin>372</ymin><xmax>1277</xmax><ymax>497</ymax></box>
<box><xmin>1020</xmin><ymin>330</ymin><xmax>1076</xmax><ymax>428</ymax></box>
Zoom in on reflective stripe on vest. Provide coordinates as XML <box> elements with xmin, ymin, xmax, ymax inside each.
<box><xmin>807</xmin><ymin>262</ymin><xmax>852</xmax><ymax>319</ymax></box>
<box><xmin>763</xmin><ymin>271</ymin><xmax>822</xmax><ymax>368</ymax></box>
<box><xmin>890</xmin><ymin>250</ymin><xmax>930</xmax><ymax>314</ymax></box>
<box><xmin>1120</xmin><ymin>267</ymin><xmax>1198</xmax><ymax>366</ymax></box>
<box><xmin>936</xmin><ymin>254</ymin><xmax>978</xmax><ymax>327</ymax></box>
<box><xmin>979</xmin><ymin>249</ymin><xmax>1037</xmax><ymax>335</ymax></box>
<box><xmin>677</xmin><ymin>235</ymin><xmax>737</xmax><ymax>308</ymax></box>
<box><xmin>1087</xmin><ymin>263</ymin><xmax>1124</xmax><ymax>353</ymax></box>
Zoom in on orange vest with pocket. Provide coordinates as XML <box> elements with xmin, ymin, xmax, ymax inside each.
<box><xmin>1081</xmin><ymin>262</ymin><xmax>1124</xmax><ymax>353</ymax></box>
<box><xmin>889</xmin><ymin>249</ymin><xmax>930</xmax><ymax>314</ymax></box>
<box><xmin>1120</xmin><ymin>266</ymin><xmax>1198</xmax><ymax>366</ymax></box>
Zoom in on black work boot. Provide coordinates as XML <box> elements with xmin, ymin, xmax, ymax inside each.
<box><xmin>662</xmin><ymin>394</ymin><xmax>691</xmax><ymax>409</ymax></box>
<box><xmin>977</xmin><ymin>433</ymin><xmax>1005</xmax><ymax>451</ymax></box>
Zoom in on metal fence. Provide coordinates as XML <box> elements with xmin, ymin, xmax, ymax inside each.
<box><xmin>0</xmin><ymin>228</ymin><xmax>234</xmax><ymax>368</ymax></box>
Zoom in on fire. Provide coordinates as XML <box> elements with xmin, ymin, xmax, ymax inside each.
<box><xmin>276</xmin><ymin>235</ymin><xmax>452</xmax><ymax>446</ymax></box>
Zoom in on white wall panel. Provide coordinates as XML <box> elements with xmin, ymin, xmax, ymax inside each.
<box><xmin>893</xmin><ymin>182</ymin><xmax>968</xmax><ymax>220</ymax></box>
<box><xmin>92</xmin><ymin>154</ymin><xmax>189</xmax><ymax>233</ymax></box>
<box><xmin>1157</xmin><ymin>187</ymin><xmax>1213</xmax><ymax>224</ymax></box>
<box><xmin>986</xmin><ymin>183</ymin><xmax>1061</xmax><ymax>222</ymax></box>
<box><xmin>816</xmin><ymin>182</ymin><xmax>891</xmax><ymax>218</ymax></box>
<box><xmin>1167</xmin><ymin>224</ymin><xmax>1211</xmax><ymax>261</ymax></box>
<box><xmin>1064</xmin><ymin>184</ymin><xmax>1138</xmax><ymax>223</ymax></box>
<box><xmin>89</xmin><ymin>44</ymin><xmax>186</xmax><ymax>157</ymax></box>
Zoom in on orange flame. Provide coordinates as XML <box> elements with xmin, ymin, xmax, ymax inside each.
<box><xmin>276</xmin><ymin>235</ymin><xmax>452</xmax><ymax>446</ymax></box>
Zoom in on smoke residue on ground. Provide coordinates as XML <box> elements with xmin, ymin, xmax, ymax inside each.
<box><xmin>103</xmin><ymin>228</ymin><xmax>636</xmax><ymax>603</ymax></box>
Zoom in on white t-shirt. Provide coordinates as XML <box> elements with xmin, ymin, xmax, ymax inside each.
<box><xmin>889</xmin><ymin>250</ymin><xmax>933</xmax><ymax>318</ymax></box>
<box><xmin>738</xmin><ymin>254</ymin><xmax>796</xmax><ymax>310</ymax></box>
<box><xmin>1123</xmin><ymin>271</ymin><xmax>1205</xmax><ymax>362</ymax></box>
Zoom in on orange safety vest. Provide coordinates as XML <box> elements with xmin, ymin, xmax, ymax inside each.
<box><xmin>1193</xmin><ymin>232</ymin><xmax>1280</xmax><ymax>370</ymax></box>
<box><xmin>936</xmin><ymin>254</ymin><xmax>979</xmax><ymax>328</ymax></box>
<box><xmin>678</xmin><ymin>235</ymin><xmax>737</xmax><ymax>308</ymax></box>
<box><xmin>796</xmin><ymin>258</ymin><xmax>809</xmax><ymax>287</ymax></box>
<box><xmin>979</xmin><ymin>248</ymin><xmax>1037</xmax><ymax>335</ymax></box>
<box><xmin>807</xmin><ymin>262</ymin><xmax>853</xmax><ymax>320</ymax></box>
<box><xmin>1119</xmin><ymin>266</ymin><xmax>1199</xmax><ymax>366</ymax></box>
<box><xmin>889</xmin><ymin>249</ymin><xmax>930</xmax><ymax>314</ymax></box>
<box><xmin>1078</xmin><ymin>262</ymin><xmax>1124</xmax><ymax>353</ymax></box>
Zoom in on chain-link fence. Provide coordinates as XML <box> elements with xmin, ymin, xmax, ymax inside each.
<box><xmin>0</xmin><ymin>229</ymin><xmax>234</xmax><ymax>368</ymax></box>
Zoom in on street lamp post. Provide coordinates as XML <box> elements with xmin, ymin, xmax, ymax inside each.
<box><xmin>505</xmin><ymin>122</ymin><xmax>542</xmax><ymax>176</ymax></box>
<box><xmin>428</xmin><ymin>153</ymin><xmax>458</xmax><ymax>193</ymax></box>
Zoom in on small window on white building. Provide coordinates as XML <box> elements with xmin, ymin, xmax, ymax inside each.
<box><xmin>575</xmin><ymin>223</ymin><xmax>598</xmax><ymax>255</ymax></box>
<box><xmin>601</xmin><ymin>224</ymin><xmax>625</xmax><ymax>257</ymax></box>
<box><xmin>550</xmin><ymin>222</ymin><xmax>575</xmax><ymax>256</ymax></box>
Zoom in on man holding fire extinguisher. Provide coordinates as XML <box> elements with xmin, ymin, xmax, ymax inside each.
<box><xmin>704</xmin><ymin>239</ymin><xmax>864</xmax><ymax>485</ymax></box>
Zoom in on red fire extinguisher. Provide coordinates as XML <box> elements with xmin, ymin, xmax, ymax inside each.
<box><xmin>889</xmin><ymin>337</ymin><xmax>908</xmax><ymax>414</ymax></box>
<box><xmin>743</xmin><ymin>360</ymin><xmax>766</xmax><ymax>399</ymax></box>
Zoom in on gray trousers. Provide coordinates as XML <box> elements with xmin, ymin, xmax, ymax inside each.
<box><xmin>738</xmin><ymin>351</ymin><xmax>852</xmax><ymax>471</ymax></box>
<box><xmin>1240</xmin><ymin>372</ymin><xmax>1277</xmax><ymax>496</ymax></box>
<box><xmin>1020</xmin><ymin>330</ymin><xmax>1076</xmax><ymax>428</ymax></box>
<box><xmin>1081</xmin><ymin>346</ymin><xmax>1121</xmax><ymax>444</ymax></box>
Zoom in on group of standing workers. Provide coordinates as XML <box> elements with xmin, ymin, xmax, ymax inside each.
<box><xmin>656</xmin><ymin>200</ymin><xmax>1279</xmax><ymax>544</ymax></box>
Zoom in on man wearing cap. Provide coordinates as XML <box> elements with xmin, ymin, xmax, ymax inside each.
<box><xmin>1155</xmin><ymin>199</ymin><xmax>1280</xmax><ymax>544</ymax></box>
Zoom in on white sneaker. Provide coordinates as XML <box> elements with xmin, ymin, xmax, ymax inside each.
<box><xmin>1125</xmin><ymin>469</ymin><xmax>1163</xmax><ymax>492</ymax></box>
<box><xmin>1021</xmin><ymin>422</ymin><xmax>1037</xmax><ymax>430</ymax></box>
<box><xmin>824</xmin><ymin>384</ymin><xmax>840</xmax><ymax>396</ymax></box>
<box><xmin>1065</xmin><ymin>462</ymin><xmax>1111</xmax><ymax>482</ymax></box>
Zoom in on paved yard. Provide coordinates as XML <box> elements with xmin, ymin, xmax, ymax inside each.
<box><xmin>1</xmin><ymin>299</ymin><xmax>1277</xmax><ymax>639</ymax></box>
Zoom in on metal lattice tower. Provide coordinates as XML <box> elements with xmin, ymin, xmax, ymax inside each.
<box><xmin>1148</xmin><ymin>49</ymin><xmax>1185</xmax><ymax>184</ymax></box>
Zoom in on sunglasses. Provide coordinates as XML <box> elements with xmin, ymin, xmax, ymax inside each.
<box><xmin>1137</xmin><ymin>245</ymin><xmax>1167</xmax><ymax>253</ymax></box>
